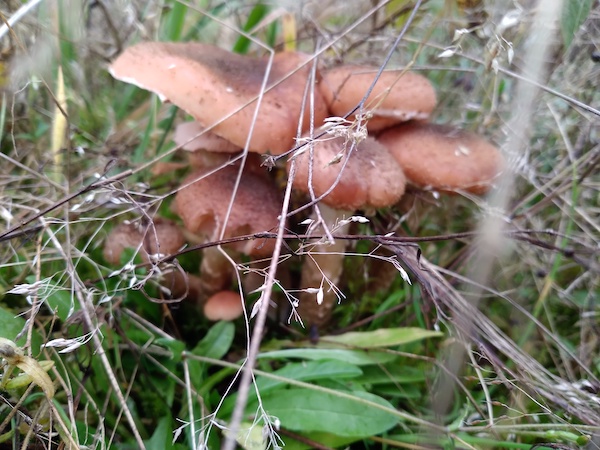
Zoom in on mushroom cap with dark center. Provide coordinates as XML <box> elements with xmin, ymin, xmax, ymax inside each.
<box><xmin>173</xmin><ymin>165</ymin><xmax>282</xmax><ymax>257</ymax></box>
<box><xmin>319</xmin><ymin>65</ymin><xmax>437</xmax><ymax>131</ymax></box>
<box><xmin>377</xmin><ymin>122</ymin><xmax>504</xmax><ymax>194</ymax></box>
<box><xmin>289</xmin><ymin>135</ymin><xmax>406</xmax><ymax>210</ymax></box>
<box><xmin>110</xmin><ymin>42</ymin><xmax>328</xmax><ymax>154</ymax></box>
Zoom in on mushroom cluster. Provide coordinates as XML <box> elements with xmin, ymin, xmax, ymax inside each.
<box><xmin>316</xmin><ymin>64</ymin><xmax>504</xmax><ymax>193</ymax></box>
<box><xmin>107</xmin><ymin>41</ymin><xmax>504</xmax><ymax>328</ymax></box>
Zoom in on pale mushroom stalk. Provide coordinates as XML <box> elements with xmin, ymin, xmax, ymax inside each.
<box><xmin>198</xmin><ymin>245</ymin><xmax>235</xmax><ymax>295</ymax></box>
<box><xmin>297</xmin><ymin>204</ymin><xmax>351</xmax><ymax>328</ymax></box>
<box><xmin>177</xmin><ymin>210</ymin><xmax>235</xmax><ymax>299</ymax></box>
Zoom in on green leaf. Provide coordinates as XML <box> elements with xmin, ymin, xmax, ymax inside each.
<box><xmin>561</xmin><ymin>0</ymin><xmax>593</xmax><ymax>49</ymax></box>
<box><xmin>4</xmin><ymin>360</ymin><xmax>54</xmax><ymax>390</ymax></box>
<box><xmin>389</xmin><ymin>432</ymin><xmax>545</xmax><ymax>449</ymax></box>
<box><xmin>355</xmin><ymin>364</ymin><xmax>427</xmax><ymax>385</ymax></box>
<box><xmin>0</xmin><ymin>306</ymin><xmax>26</xmax><ymax>341</ymax></box>
<box><xmin>45</xmin><ymin>289</ymin><xmax>76</xmax><ymax>322</ymax></box>
<box><xmin>220</xmin><ymin>360</ymin><xmax>363</xmax><ymax>417</ymax></box>
<box><xmin>0</xmin><ymin>339</ymin><xmax>55</xmax><ymax>399</ymax></box>
<box><xmin>0</xmin><ymin>306</ymin><xmax>42</xmax><ymax>351</ymax></box>
<box><xmin>161</xmin><ymin>2</ymin><xmax>188</xmax><ymax>42</ymax></box>
<box><xmin>373</xmin><ymin>383</ymin><xmax>421</xmax><ymax>399</ymax></box>
<box><xmin>145</xmin><ymin>416</ymin><xmax>174</xmax><ymax>450</ymax></box>
<box><xmin>252</xmin><ymin>388</ymin><xmax>399</xmax><ymax>437</ymax></box>
<box><xmin>319</xmin><ymin>327</ymin><xmax>443</xmax><ymax>349</ymax></box>
<box><xmin>258</xmin><ymin>348</ymin><xmax>396</xmax><ymax>365</ymax></box>
<box><xmin>188</xmin><ymin>321</ymin><xmax>235</xmax><ymax>388</ymax></box>
<box><xmin>233</xmin><ymin>4</ymin><xmax>270</xmax><ymax>54</ymax></box>
<box><xmin>155</xmin><ymin>338</ymin><xmax>185</xmax><ymax>362</ymax></box>
<box><xmin>279</xmin><ymin>431</ymin><xmax>359</xmax><ymax>450</ymax></box>
<box><xmin>255</xmin><ymin>360</ymin><xmax>362</xmax><ymax>394</ymax></box>
<box><xmin>192</xmin><ymin>321</ymin><xmax>235</xmax><ymax>360</ymax></box>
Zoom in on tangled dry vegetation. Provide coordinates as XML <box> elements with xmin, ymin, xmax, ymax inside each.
<box><xmin>0</xmin><ymin>1</ymin><xmax>599</xmax><ymax>449</ymax></box>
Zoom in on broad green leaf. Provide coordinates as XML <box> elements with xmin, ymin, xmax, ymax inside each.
<box><xmin>145</xmin><ymin>416</ymin><xmax>174</xmax><ymax>450</ymax></box>
<box><xmin>280</xmin><ymin>431</ymin><xmax>359</xmax><ymax>450</ymax></box>
<box><xmin>561</xmin><ymin>0</ymin><xmax>594</xmax><ymax>49</ymax></box>
<box><xmin>373</xmin><ymin>383</ymin><xmax>421</xmax><ymax>399</ymax></box>
<box><xmin>189</xmin><ymin>321</ymin><xmax>235</xmax><ymax>387</ymax></box>
<box><xmin>193</xmin><ymin>321</ymin><xmax>235</xmax><ymax>360</ymax></box>
<box><xmin>154</xmin><ymin>338</ymin><xmax>185</xmax><ymax>362</ymax></box>
<box><xmin>355</xmin><ymin>364</ymin><xmax>428</xmax><ymax>385</ymax></box>
<box><xmin>255</xmin><ymin>360</ymin><xmax>362</xmax><ymax>394</ymax></box>
<box><xmin>258</xmin><ymin>348</ymin><xmax>396</xmax><ymax>365</ymax></box>
<box><xmin>319</xmin><ymin>327</ymin><xmax>443</xmax><ymax>349</ymax></box>
<box><xmin>252</xmin><ymin>388</ymin><xmax>398</xmax><ymax>437</ymax></box>
<box><xmin>220</xmin><ymin>360</ymin><xmax>363</xmax><ymax>416</ymax></box>
<box><xmin>0</xmin><ymin>306</ymin><xmax>26</xmax><ymax>341</ymax></box>
<box><xmin>0</xmin><ymin>305</ymin><xmax>42</xmax><ymax>351</ymax></box>
<box><xmin>45</xmin><ymin>289</ymin><xmax>76</xmax><ymax>322</ymax></box>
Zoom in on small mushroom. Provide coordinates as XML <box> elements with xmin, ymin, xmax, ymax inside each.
<box><xmin>203</xmin><ymin>291</ymin><xmax>244</xmax><ymax>321</ymax></box>
<box><xmin>319</xmin><ymin>65</ymin><xmax>437</xmax><ymax>131</ymax></box>
<box><xmin>103</xmin><ymin>219</ymin><xmax>201</xmax><ymax>302</ymax></box>
<box><xmin>377</xmin><ymin>122</ymin><xmax>504</xmax><ymax>194</ymax></box>
<box><xmin>289</xmin><ymin>135</ymin><xmax>406</xmax><ymax>328</ymax></box>
<box><xmin>109</xmin><ymin>42</ymin><xmax>328</xmax><ymax>154</ymax></box>
<box><xmin>174</xmin><ymin>164</ymin><xmax>282</xmax><ymax>295</ymax></box>
<box><xmin>103</xmin><ymin>218</ymin><xmax>185</xmax><ymax>265</ymax></box>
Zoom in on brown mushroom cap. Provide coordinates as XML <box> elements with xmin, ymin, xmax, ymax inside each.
<box><xmin>173</xmin><ymin>165</ymin><xmax>282</xmax><ymax>257</ymax></box>
<box><xmin>377</xmin><ymin>122</ymin><xmax>504</xmax><ymax>194</ymax></box>
<box><xmin>319</xmin><ymin>65</ymin><xmax>437</xmax><ymax>132</ymax></box>
<box><xmin>173</xmin><ymin>121</ymin><xmax>241</xmax><ymax>153</ymax></box>
<box><xmin>289</xmin><ymin>135</ymin><xmax>406</xmax><ymax>210</ymax></box>
<box><xmin>203</xmin><ymin>291</ymin><xmax>244</xmax><ymax>321</ymax></box>
<box><xmin>110</xmin><ymin>42</ymin><xmax>328</xmax><ymax>154</ymax></box>
<box><xmin>103</xmin><ymin>219</ymin><xmax>185</xmax><ymax>265</ymax></box>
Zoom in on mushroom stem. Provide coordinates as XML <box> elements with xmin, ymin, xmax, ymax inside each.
<box><xmin>160</xmin><ymin>270</ymin><xmax>205</xmax><ymax>305</ymax></box>
<box><xmin>199</xmin><ymin>246</ymin><xmax>235</xmax><ymax>296</ymax></box>
<box><xmin>297</xmin><ymin>204</ymin><xmax>350</xmax><ymax>328</ymax></box>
